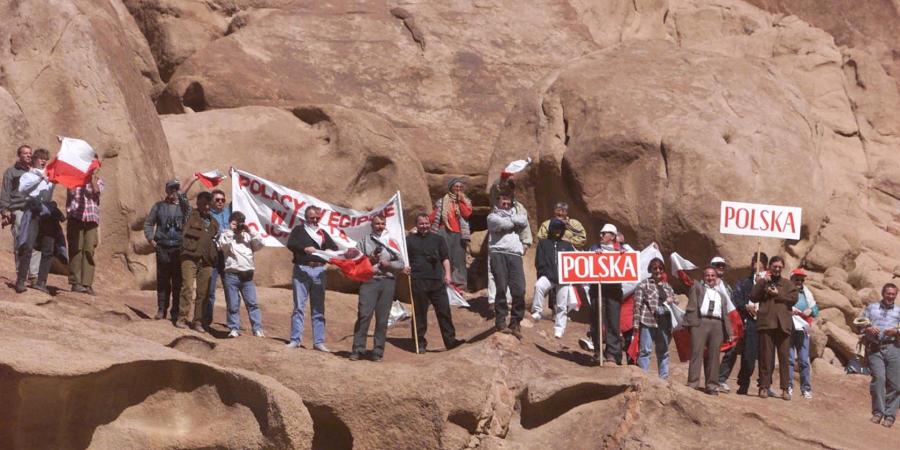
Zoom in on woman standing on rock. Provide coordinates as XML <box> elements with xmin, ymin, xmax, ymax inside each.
<box><xmin>429</xmin><ymin>178</ymin><xmax>472</xmax><ymax>290</ymax></box>
<box><xmin>218</xmin><ymin>211</ymin><xmax>265</xmax><ymax>338</ymax></box>
<box><xmin>632</xmin><ymin>257</ymin><xmax>676</xmax><ymax>379</ymax></box>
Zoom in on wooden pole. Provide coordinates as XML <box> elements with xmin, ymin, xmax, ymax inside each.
<box><xmin>597</xmin><ymin>282</ymin><xmax>603</xmax><ymax>367</ymax></box>
<box><xmin>755</xmin><ymin>237</ymin><xmax>762</xmax><ymax>274</ymax></box>
<box><xmin>407</xmin><ymin>275</ymin><xmax>420</xmax><ymax>354</ymax></box>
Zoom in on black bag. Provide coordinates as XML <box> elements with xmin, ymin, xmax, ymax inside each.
<box><xmin>845</xmin><ymin>357</ymin><xmax>871</xmax><ymax>376</ymax></box>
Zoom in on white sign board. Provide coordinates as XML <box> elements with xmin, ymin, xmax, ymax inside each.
<box><xmin>720</xmin><ymin>201</ymin><xmax>802</xmax><ymax>240</ymax></box>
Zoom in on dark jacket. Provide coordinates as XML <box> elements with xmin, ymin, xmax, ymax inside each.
<box><xmin>0</xmin><ymin>162</ymin><xmax>30</xmax><ymax>212</ymax></box>
<box><xmin>751</xmin><ymin>276</ymin><xmax>798</xmax><ymax>333</ymax></box>
<box><xmin>144</xmin><ymin>193</ymin><xmax>191</xmax><ymax>248</ymax></box>
<box><xmin>534</xmin><ymin>238</ymin><xmax>574</xmax><ymax>284</ymax></box>
<box><xmin>287</xmin><ymin>225</ymin><xmax>338</xmax><ymax>265</ymax></box>
<box><xmin>684</xmin><ymin>282</ymin><xmax>734</xmax><ymax>338</ymax></box>
<box><xmin>180</xmin><ymin>210</ymin><xmax>219</xmax><ymax>266</ymax></box>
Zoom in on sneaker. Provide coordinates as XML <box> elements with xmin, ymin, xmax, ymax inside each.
<box><xmin>787</xmin><ymin>386</ymin><xmax>793</xmax><ymax>397</ymax></box>
<box><xmin>719</xmin><ymin>382</ymin><xmax>731</xmax><ymax>393</ymax></box>
<box><xmin>802</xmin><ymin>390</ymin><xmax>812</xmax><ymax>400</ymax></box>
<box><xmin>531</xmin><ymin>312</ymin><xmax>542</xmax><ymax>321</ymax></box>
<box><xmin>285</xmin><ymin>341</ymin><xmax>301</xmax><ymax>349</ymax></box>
<box><xmin>227</xmin><ymin>329</ymin><xmax>240</xmax><ymax>338</ymax></box>
<box><xmin>253</xmin><ymin>330</ymin><xmax>265</xmax><ymax>338</ymax></box>
<box><xmin>313</xmin><ymin>343</ymin><xmax>331</xmax><ymax>353</ymax></box>
<box><xmin>348</xmin><ymin>353</ymin><xmax>361</xmax><ymax>361</ymax></box>
<box><xmin>71</xmin><ymin>284</ymin><xmax>88</xmax><ymax>293</ymax></box>
<box><xmin>579</xmin><ymin>338</ymin><xmax>595</xmax><ymax>352</ymax></box>
<box><xmin>553</xmin><ymin>331</ymin><xmax>563</xmax><ymax>339</ymax></box>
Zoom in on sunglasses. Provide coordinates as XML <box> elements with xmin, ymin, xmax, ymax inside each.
<box><xmin>213</xmin><ymin>198</ymin><xmax>226</xmax><ymax>202</ymax></box>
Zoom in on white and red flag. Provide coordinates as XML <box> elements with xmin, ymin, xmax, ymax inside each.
<box><xmin>311</xmin><ymin>249</ymin><xmax>375</xmax><ymax>282</ymax></box>
<box><xmin>500</xmin><ymin>157</ymin><xmax>532</xmax><ymax>179</ymax></box>
<box><xmin>45</xmin><ymin>137</ymin><xmax>100</xmax><ymax>189</ymax></box>
<box><xmin>669</xmin><ymin>252</ymin><xmax>697</xmax><ymax>287</ymax></box>
<box><xmin>195</xmin><ymin>169</ymin><xmax>227</xmax><ymax>188</ymax></box>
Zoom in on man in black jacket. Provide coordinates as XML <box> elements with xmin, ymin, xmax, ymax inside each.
<box><xmin>286</xmin><ymin>206</ymin><xmax>338</xmax><ymax>352</ymax></box>
<box><xmin>144</xmin><ymin>179</ymin><xmax>195</xmax><ymax>321</ymax></box>
<box><xmin>404</xmin><ymin>213</ymin><xmax>464</xmax><ymax>353</ymax></box>
<box><xmin>719</xmin><ymin>252</ymin><xmax>768</xmax><ymax>395</ymax></box>
<box><xmin>532</xmin><ymin>219</ymin><xmax>576</xmax><ymax>338</ymax></box>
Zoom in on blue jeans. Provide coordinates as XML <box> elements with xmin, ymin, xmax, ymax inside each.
<box><xmin>788</xmin><ymin>330</ymin><xmax>811</xmax><ymax>392</ymax></box>
<box><xmin>206</xmin><ymin>251</ymin><xmax>225</xmax><ymax>322</ymax></box>
<box><xmin>290</xmin><ymin>264</ymin><xmax>327</xmax><ymax>345</ymax></box>
<box><xmin>637</xmin><ymin>321</ymin><xmax>671</xmax><ymax>379</ymax></box>
<box><xmin>223</xmin><ymin>271</ymin><xmax>262</xmax><ymax>332</ymax></box>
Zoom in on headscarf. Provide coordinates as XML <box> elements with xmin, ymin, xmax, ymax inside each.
<box><xmin>440</xmin><ymin>177</ymin><xmax>465</xmax><ymax>230</ymax></box>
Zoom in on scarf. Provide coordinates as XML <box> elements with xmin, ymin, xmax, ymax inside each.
<box><xmin>440</xmin><ymin>192</ymin><xmax>458</xmax><ymax>231</ymax></box>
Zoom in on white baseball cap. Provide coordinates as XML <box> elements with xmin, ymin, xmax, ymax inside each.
<box><xmin>600</xmin><ymin>224</ymin><xmax>618</xmax><ymax>235</ymax></box>
<box><xmin>710</xmin><ymin>256</ymin><xmax>727</xmax><ymax>265</ymax></box>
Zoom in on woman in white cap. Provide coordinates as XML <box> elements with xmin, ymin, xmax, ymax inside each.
<box><xmin>587</xmin><ymin>223</ymin><xmax>626</xmax><ymax>365</ymax></box>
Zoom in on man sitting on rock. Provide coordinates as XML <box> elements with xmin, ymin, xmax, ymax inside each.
<box><xmin>404</xmin><ymin>213</ymin><xmax>464</xmax><ymax>353</ymax></box>
<box><xmin>487</xmin><ymin>193</ymin><xmax>529</xmax><ymax>339</ymax></box>
<box><xmin>531</xmin><ymin>218</ymin><xmax>576</xmax><ymax>338</ymax></box>
<box><xmin>858</xmin><ymin>283</ymin><xmax>900</xmax><ymax>428</ymax></box>
<box><xmin>535</xmin><ymin>202</ymin><xmax>586</xmax><ymax>249</ymax></box>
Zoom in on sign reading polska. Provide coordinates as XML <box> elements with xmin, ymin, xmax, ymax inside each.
<box><xmin>558</xmin><ymin>251</ymin><xmax>641</xmax><ymax>284</ymax></box>
<box><xmin>720</xmin><ymin>201</ymin><xmax>802</xmax><ymax>240</ymax></box>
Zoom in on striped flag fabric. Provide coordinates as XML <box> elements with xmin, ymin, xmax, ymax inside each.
<box><xmin>195</xmin><ymin>169</ymin><xmax>227</xmax><ymax>188</ymax></box>
<box><xmin>669</xmin><ymin>252</ymin><xmax>697</xmax><ymax>287</ymax></box>
<box><xmin>45</xmin><ymin>137</ymin><xmax>100</xmax><ymax>189</ymax></box>
<box><xmin>311</xmin><ymin>249</ymin><xmax>374</xmax><ymax>282</ymax></box>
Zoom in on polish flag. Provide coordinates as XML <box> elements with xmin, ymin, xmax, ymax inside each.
<box><xmin>195</xmin><ymin>169</ymin><xmax>227</xmax><ymax>188</ymax></box>
<box><xmin>447</xmin><ymin>284</ymin><xmax>471</xmax><ymax>308</ymax></box>
<box><xmin>669</xmin><ymin>252</ymin><xmax>697</xmax><ymax>287</ymax></box>
<box><xmin>500</xmin><ymin>157</ymin><xmax>532</xmax><ymax>179</ymax></box>
<box><xmin>45</xmin><ymin>137</ymin><xmax>100</xmax><ymax>189</ymax></box>
<box><xmin>312</xmin><ymin>249</ymin><xmax>374</xmax><ymax>282</ymax></box>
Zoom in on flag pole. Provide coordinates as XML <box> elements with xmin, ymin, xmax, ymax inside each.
<box><xmin>597</xmin><ymin>282</ymin><xmax>603</xmax><ymax>367</ymax></box>
<box><xmin>396</xmin><ymin>191</ymin><xmax>420</xmax><ymax>354</ymax></box>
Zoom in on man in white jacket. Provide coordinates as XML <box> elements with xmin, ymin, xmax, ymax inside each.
<box><xmin>487</xmin><ymin>194</ymin><xmax>530</xmax><ymax>339</ymax></box>
<box><xmin>217</xmin><ymin>211</ymin><xmax>265</xmax><ymax>338</ymax></box>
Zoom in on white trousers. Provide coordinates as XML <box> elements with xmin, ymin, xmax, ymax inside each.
<box><xmin>531</xmin><ymin>276</ymin><xmax>577</xmax><ymax>336</ymax></box>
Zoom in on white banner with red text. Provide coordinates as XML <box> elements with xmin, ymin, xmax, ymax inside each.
<box><xmin>230</xmin><ymin>168</ymin><xmax>408</xmax><ymax>265</ymax></box>
<box><xmin>719</xmin><ymin>201</ymin><xmax>802</xmax><ymax>240</ymax></box>
<box><xmin>558</xmin><ymin>251</ymin><xmax>641</xmax><ymax>284</ymax></box>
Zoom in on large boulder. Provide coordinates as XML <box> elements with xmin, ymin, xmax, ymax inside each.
<box><xmin>0</xmin><ymin>0</ymin><xmax>173</xmax><ymax>290</ymax></box>
<box><xmin>160</xmin><ymin>104</ymin><xmax>430</xmax><ymax>287</ymax></box>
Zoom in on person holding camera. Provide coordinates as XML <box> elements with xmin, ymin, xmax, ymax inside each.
<box><xmin>857</xmin><ymin>283</ymin><xmax>900</xmax><ymax>428</ymax></box>
<box><xmin>144</xmin><ymin>178</ymin><xmax>196</xmax><ymax>321</ymax></box>
<box><xmin>404</xmin><ymin>213</ymin><xmax>464</xmax><ymax>353</ymax></box>
<box><xmin>633</xmin><ymin>257</ymin><xmax>677</xmax><ymax>379</ymax></box>
<box><xmin>217</xmin><ymin>211</ymin><xmax>264</xmax><ymax>338</ymax></box>
<box><xmin>350</xmin><ymin>214</ymin><xmax>403</xmax><ymax>361</ymax></box>
<box><xmin>751</xmin><ymin>256</ymin><xmax>798</xmax><ymax>400</ymax></box>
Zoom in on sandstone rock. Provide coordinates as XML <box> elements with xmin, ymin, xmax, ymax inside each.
<box><xmin>160</xmin><ymin>104</ymin><xmax>430</xmax><ymax>287</ymax></box>
<box><xmin>822</xmin><ymin>320</ymin><xmax>860</xmax><ymax>362</ymax></box>
<box><xmin>824</xmin><ymin>266</ymin><xmax>849</xmax><ymax>283</ymax></box>
<box><xmin>818</xmin><ymin>307</ymin><xmax>851</xmax><ymax>332</ymax></box>
<box><xmin>858</xmin><ymin>287</ymin><xmax>880</xmax><ymax>305</ymax></box>
<box><xmin>812</xmin><ymin>357</ymin><xmax>844</xmax><ymax>377</ymax></box>
<box><xmin>0</xmin><ymin>0</ymin><xmax>174</xmax><ymax>290</ymax></box>
<box><xmin>808</xmin><ymin>286</ymin><xmax>857</xmax><ymax>324</ymax></box>
<box><xmin>808</xmin><ymin>322</ymin><xmax>827</xmax><ymax>359</ymax></box>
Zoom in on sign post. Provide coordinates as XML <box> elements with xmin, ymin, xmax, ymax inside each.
<box><xmin>558</xmin><ymin>251</ymin><xmax>641</xmax><ymax>366</ymax></box>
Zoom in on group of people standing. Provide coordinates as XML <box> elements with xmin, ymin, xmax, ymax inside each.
<box><xmin>1</xmin><ymin>145</ymin><xmax>102</xmax><ymax>295</ymax></box>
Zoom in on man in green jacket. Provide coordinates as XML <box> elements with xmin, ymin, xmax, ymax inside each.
<box><xmin>176</xmin><ymin>191</ymin><xmax>219</xmax><ymax>332</ymax></box>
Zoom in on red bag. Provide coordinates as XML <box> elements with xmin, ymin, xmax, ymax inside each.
<box><xmin>673</xmin><ymin>328</ymin><xmax>692</xmax><ymax>362</ymax></box>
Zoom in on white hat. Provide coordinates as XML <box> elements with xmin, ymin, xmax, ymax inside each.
<box><xmin>600</xmin><ymin>224</ymin><xmax>618</xmax><ymax>235</ymax></box>
<box><xmin>710</xmin><ymin>256</ymin><xmax>727</xmax><ymax>265</ymax></box>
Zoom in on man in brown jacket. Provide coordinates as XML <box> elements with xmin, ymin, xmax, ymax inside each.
<box><xmin>176</xmin><ymin>191</ymin><xmax>219</xmax><ymax>332</ymax></box>
<box><xmin>751</xmin><ymin>256</ymin><xmax>798</xmax><ymax>400</ymax></box>
<box><xmin>684</xmin><ymin>267</ymin><xmax>734</xmax><ymax>395</ymax></box>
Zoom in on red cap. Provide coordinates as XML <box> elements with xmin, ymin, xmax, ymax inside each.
<box><xmin>790</xmin><ymin>268</ymin><xmax>807</xmax><ymax>278</ymax></box>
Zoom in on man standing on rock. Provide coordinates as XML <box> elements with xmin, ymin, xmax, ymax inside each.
<box><xmin>788</xmin><ymin>268</ymin><xmax>817</xmax><ymax>399</ymax></box>
<box><xmin>350</xmin><ymin>214</ymin><xmax>403</xmax><ymax>361</ymax></box>
<box><xmin>286</xmin><ymin>206</ymin><xmax>338</xmax><ymax>352</ymax></box>
<box><xmin>858</xmin><ymin>283</ymin><xmax>900</xmax><ymax>428</ymax></box>
<box><xmin>1</xmin><ymin>145</ymin><xmax>40</xmax><ymax>282</ymax></box>
<box><xmin>176</xmin><ymin>191</ymin><xmax>219</xmax><ymax>332</ymax></box>
<box><xmin>66</xmin><ymin>159</ymin><xmax>103</xmax><ymax>295</ymax></box>
<box><xmin>404</xmin><ymin>213</ymin><xmax>464</xmax><ymax>353</ymax></box>
<box><xmin>144</xmin><ymin>179</ymin><xmax>194</xmax><ymax>321</ymax></box>
<box><xmin>751</xmin><ymin>256</ymin><xmax>797</xmax><ymax>400</ymax></box>
<box><xmin>487</xmin><ymin>193</ymin><xmax>529</xmax><ymax>339</ymax></box>
<box><xmin>588</xmin><ymin>224</ymin><xmax>626</xmax><ymax>365</ymax></box>
<box><xmin>719</xmin><ymin>252</ymin><xmax>768</xmax><ymax>395</ymax></box>
<box><xmin>535</xmin><ymin>202</ymin><xmax>586</xmax><ymax>249</ymax></box>
<box><xmin>206</xmin><ymin>189</ymin><xmax>231</xmax><ymax>325</ymax></box>
<box><xmin>429</xmin><ymin>178</ymin><xmax>472</xmax><ymax>291</ymax></box>
<box><xmin>487</xmin><ymin>176</ymin><xmax>532</xmax><ymax>305</ymax></box>
<box><xmin>707</xmin><ymin>256</ymin><xmax>735</xmax><ymax>392</ymax></box>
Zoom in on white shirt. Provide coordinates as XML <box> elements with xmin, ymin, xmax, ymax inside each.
<box><xmin>701</xmin><ymin>284</ymin><xmax>723</xmax><ymax>319</ymax></box>
<box><xmin>306</xmin><ymin>224</ymin><xmax>323</xmax><ymax>247</ymax></box>
<box><xmin>18</xmin><ymin>169</ymin><xmax>53</xmax><ymax>198</ymax></box>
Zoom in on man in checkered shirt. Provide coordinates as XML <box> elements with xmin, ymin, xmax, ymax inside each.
<box><xmin>66</xmin><ymin>161</ymin><xmax>103</xmax><ymax>295</ymax></box>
